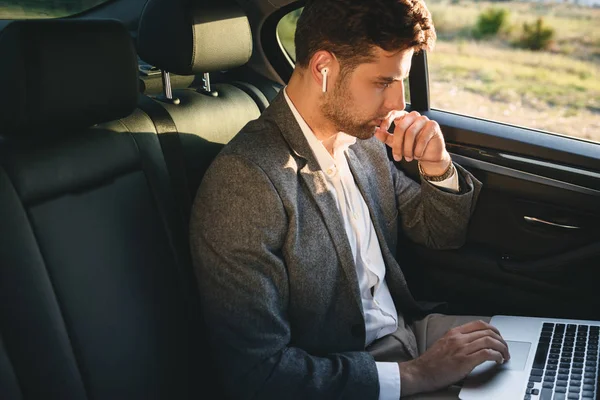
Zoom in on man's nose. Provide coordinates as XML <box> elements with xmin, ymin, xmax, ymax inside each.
<box><xmin>384</xmin><ymin>84</ymin><xmax>406</xmax><ymax>112</ymax></box>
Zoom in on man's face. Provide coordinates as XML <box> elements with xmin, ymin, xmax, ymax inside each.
<box><xmin>321</xmin><ymin>47</ymin><xmax>414</xmax><ymax>140</ymax></box>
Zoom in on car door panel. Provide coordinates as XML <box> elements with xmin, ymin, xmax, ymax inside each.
<box><xmin>397</xmin><ymin>111</ymin><xmax>600</xmax><ymax>321</ymax></box>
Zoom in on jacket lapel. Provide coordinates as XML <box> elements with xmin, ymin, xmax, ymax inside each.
<box><xmin>265</xmin><ymin>92</ymin><xmax>363</xmax><ymax>311</ymax></box>
<box><xmin>298</xmin><ymin>163</ymin><xmax>362</xmax><ymax>311</ymax></box>
<box><xmin>347</xmin><ymin>147</ymin><xmax>424</xmax><ymax>317</ymax></box>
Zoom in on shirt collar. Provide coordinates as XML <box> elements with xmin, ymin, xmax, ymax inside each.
<box><xmin>283</xmin><ymin>87</ymin><xmax>356</xmax><ymax>172</ymax></box>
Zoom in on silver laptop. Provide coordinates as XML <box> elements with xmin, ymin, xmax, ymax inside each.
<box><xmin>459</xmin><ymin>315</ymin><xmax>600</xmax><ymax>400</ymax></box>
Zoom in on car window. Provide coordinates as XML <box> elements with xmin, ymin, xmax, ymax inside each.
<box><xmin>277</xmin><ymin>2</ymin><xmax>599</xmax><ymax>144</ymax></box>
<box><xmin>278</xmin><ymin>8</ymin><xmax>301</xmax><ymax>64</ymax></box>
<box><xmin>0</xmin><ymin>0</ymin><xmax>108</xmax><ymax>19</ymax></box>
<box><xmin>425</xmin><ymin>0</ymin><xmax>598</xmax><ymax>144</ymax></box>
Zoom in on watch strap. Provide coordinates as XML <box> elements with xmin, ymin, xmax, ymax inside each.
<box><xmin>418</xmin><ymin>161</ymin><xmax>455</xmax><ymax>182</ymax></box>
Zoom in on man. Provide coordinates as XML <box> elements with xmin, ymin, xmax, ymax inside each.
<box><xmin>190</xmin><ymin>0</ymin><xmax>510</xmax><ymax>399</ymax></box>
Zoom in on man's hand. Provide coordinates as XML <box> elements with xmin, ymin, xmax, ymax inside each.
<box><xmin>374</xmin><ymin>111</ymin><xmax>451</xmax><ymax>177</ymax></box>
<box><xmin>398</xmin><ymin>320</ymin><xmax>511</xmax><ymax>397</ymax></box>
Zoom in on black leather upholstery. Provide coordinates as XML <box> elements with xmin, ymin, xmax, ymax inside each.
<box><xmin>0</xmin><ymin>1</ymin><xmax>280</xmax><ymax>396</ymax></box>
<box><xmin>134</xmin><ymin>0</ymin><xmax>266</xmax><ymax>202</ymax></box>
<box><xmin>0</xmin><ymin>19</ymin><xmax>210</xmax><ymax>399</ymax></box>
<box><xmin>159</xmin><ymin>85</ymin><xmax>260</xmax><ymax>144</ymax></box>
<box><xmin>137</xmin><ymin>0</ymin><xmax>252</xmax><ymax>75</ymax></box>
<box><xmin>0</xmin><ymin>333</ymin><xmax>22</xmax><ymax>399</ymax></box>
<box><xmin>1</xmin><ymin>135</ymin><xmax>206</xmax><ymax>399</ymax></box>
<box><xmin>0</xmin><ymin>19</ymin><xmax>138</xmax><ymax>136</ymax></box>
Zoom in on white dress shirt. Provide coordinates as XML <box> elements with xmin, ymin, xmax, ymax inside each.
<box><xmin>283</xmin><ymin>89</ymin><xmax>458</xmax><ymax>400</ymax></box>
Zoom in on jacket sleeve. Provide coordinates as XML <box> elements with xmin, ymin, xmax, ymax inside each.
<box><xmin>390</xmin><ymin>161</ymin><xmax>482</xmax><ymax>249</ymax></box>
<box><xmin>190</xmin><ymin>154</ymin><xmax>379</xmax><ymax>400</ymax></box>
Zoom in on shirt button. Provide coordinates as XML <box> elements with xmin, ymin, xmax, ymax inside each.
<box><xmin>352</xmin><ymin>212</ymin><xmax>358</xmax><ymax>220</ymax></box>
<box><xmin>326</xmin><ymin>167</ymin><xmax>334</xmax><ymax>176</ymax></box>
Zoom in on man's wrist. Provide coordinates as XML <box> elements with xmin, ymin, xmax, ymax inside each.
<box><xmin>398</xmin><ymin>360</ymin><xmax>427</xmax><ymax>397</ymax></box>
<box><xmin>418</xmin><ymin>153</ymin><xmax>452</xmax><ymax>178</ymax></box>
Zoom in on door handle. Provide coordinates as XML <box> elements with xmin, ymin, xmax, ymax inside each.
<box><xmin>523</xmin><ymin>216</ymin><xmax>581</xmax><ymax>230</ymax></box>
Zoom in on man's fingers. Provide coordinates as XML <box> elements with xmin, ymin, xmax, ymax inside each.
<box><xmin>376</xmin><ymin>110</ymin><xmax>409</xmax><ymax>148</ymax></box>
<box><xmin>452</xmin><ymin>320</ymin><xmax>510</xmax><ymax>361</ymax></box>
<box><xmin>402</xmin><ymin>118</ymin><xmax>428</xmax><ymax>162</ymax></box>
<box><xmin>393</xmin><ymin>111</ymin><xmax>420</xmax><ymax>134</ymax></box>
<box><xmin>463</xmin><ymin>336</ymin><xmax>510</xmax><ymax>362</ymax></box>
<box><xmin>388</xmin><ymin>125</ymin><xmax>405</xmax><ymax>162</ymax></box>
<box><xmin>455</xmin><ymin>320</ymin><xmax>502</xmax><ymax>337</ymax></box>
<box><xmin>469</xmin><ymin>348</ymin><xmax>505</xmax><ymax>369</ymax></box>
<box><xmin>464</xmin><ymin>329</ymin><xmax>510</xmax><ymax>360</ymax></box>
<box><xmin>374</xmin><ymin>126</ymin><xmax>387</xmax><ymax>142</ymax></box>
<box><xmin>392</xmin><ymin>112</ymin><xmax>423</xmax><ymax>161</ymax></box>
<box><xmin>374</xmin><ymin>127</ymin><xmax>394</xmax><ymax>147</ymax></box>
<box><xmin>391</xmin><ymin>112</ymin><xmax>418</xmax><ymax>160</ymax></box>
<box><xmin>380</xmin><ymin>110</ymin><xmax>408</xmax><ymax>133</ymax></box>
<box><xmin>378</xmin><ymin>111</ymin><xmax>437</xmax><ymax>162</ymax></box>
<box><xmin>463</xmin><ymin>328</ymin><xmax>507</xmax><ymax>346</ymax></box>
<box><xmin>413</xmin><ymin>121</ymin><xmax>438</xmax><ymax>160</ymax></box>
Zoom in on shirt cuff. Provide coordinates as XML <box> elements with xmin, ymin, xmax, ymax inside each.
<box><xmin>376</xmin><ymin>361</ymin><xmax>400</xmax><ymax>400</ymax></box>
<box><xmin>429</xmin><ymin>165</ymin><xmax>460</xmax><ymax>193</ymax></box>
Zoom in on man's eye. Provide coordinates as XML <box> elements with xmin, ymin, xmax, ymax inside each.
<box><xmin>377</xmin><ymin>82</ymin><xmax>391</xmax><ymax>89</ymax></box>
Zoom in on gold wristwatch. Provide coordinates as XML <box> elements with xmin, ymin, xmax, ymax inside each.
<box><xmin>418</xmin><ymin>161</ymin><xmax>455</xmax><ymax>182</ymax></box>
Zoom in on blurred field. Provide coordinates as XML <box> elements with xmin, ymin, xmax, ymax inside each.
<box><xmin>0</xmin><ymin>1</ymin><xmax>104</xmax><ymax>18</ymax></box>
<box><xmin>427</xmin><ymin>0</ymin><xmax>600</xmax><ymax>141</ymax></box>
<box><xmin>278</xmin><ymin>8</ymin><xmax>301</xmax><ymax>61</ymax></box>
<box><xmin>428</xmin><ymin>40</ymin><xmax>600</xmax><ymax>140</ymax></box>
<box><xmin>429</xmin><ymin>0</ymin><xmax>600</xmax><ymax>62</ymax></box>
<box><xmin>278</xmin><ymin>1</ymin><xmax>600</xmax><ymax>143</ymax></box>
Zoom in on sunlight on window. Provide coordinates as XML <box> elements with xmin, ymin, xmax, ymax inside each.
<box><xmin>427</xmin><ymin>0</ymin><xmax>600</xmax><ymax>143</ymax></box>
<box><xmin>277</xmin><ymin>8</ymin><xmax>301</xmax><ymax>63</ymax></box>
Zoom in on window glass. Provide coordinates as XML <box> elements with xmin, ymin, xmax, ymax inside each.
<box><xmin>276</xmin><ymin>8</ymin><xmax>411</xmax><ymax>104</ymax></box>
<box><xmin>427</xmin><ymin>0</ymin><xmax>599</xmax><ymax>143</ymax></box>
<box><xmin>278</xmin><ymin>8</ymin><xmax>301</xmax><ymax>63</ymax></box>
<box><xmin>0</xmin><ymin>0</ymin><xmax>108</xmax><ymax>19</ymax></box>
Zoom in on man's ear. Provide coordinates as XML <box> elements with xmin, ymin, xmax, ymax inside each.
<box><xmin>309</xmin><ymin>51</ymin><xmax>337</xmax><ymax>94</ymax></box>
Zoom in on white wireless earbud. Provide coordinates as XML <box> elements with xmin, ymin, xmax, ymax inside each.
<box><xmin>321</xmin><ymin>67</ymin><xmax>329</xmax><ymax>93</ymax></box>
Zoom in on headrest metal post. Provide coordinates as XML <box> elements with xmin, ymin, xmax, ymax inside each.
<box><xmin>201</xmin><ymin>72</ymin><xmax>219</xmax><ymax>97</ymax></box>
<box><xmin>158</xmin><ymin>70</ymin><xmax>181</xmax><ymax>105</ymax></box>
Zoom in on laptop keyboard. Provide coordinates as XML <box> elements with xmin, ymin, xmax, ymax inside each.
<box><xmin>526</xmin><ymin>322</ymin><xmax>599</xmax><ymax>400</ymax></box>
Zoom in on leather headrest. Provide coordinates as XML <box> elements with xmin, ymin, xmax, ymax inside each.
<box><xmin>137</xmin><ymin>0</ymin><xmax>253</xmax><ymax>76</ymax></box>
<box><xmin>0</xmin><ymin>19</ymin><xmax>138</xmax><ymax>137</ymax></box>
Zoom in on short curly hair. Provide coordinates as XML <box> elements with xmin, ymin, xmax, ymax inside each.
<box><xmin>294</xmin><ymin>0</ymin><xmax>436</xmax><ymax>70</ymax></box>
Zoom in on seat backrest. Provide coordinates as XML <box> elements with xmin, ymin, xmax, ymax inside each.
<box><xmin>135</xmin><ymin>0</ymin><xmax>278</xmax><ymax>198</ymax></box>
<box><xmin>0</xmin><ymin>19</ymin><xmax>207</xmax><ymax>400</ymax></box>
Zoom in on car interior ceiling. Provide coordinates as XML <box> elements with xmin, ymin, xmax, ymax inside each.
<box><xmin>0</xmin><ymin>0</ymin><xmax>599</xmax><ymax>398</ymax></box>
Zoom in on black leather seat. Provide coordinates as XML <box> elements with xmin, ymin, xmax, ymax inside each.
<box><xmin>134</xmin><ymin>0</ymin><xmax>280</xmax><ymax>201</ymax></box>
<box><xmin>0</xmin><ymin>19</ymin><xmax>210</xmax><ymax>399</ymax></box>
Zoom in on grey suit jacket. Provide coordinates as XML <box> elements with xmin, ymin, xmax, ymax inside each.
<box><xmin>190</xmin><ymin>92</ymin><xmax>482</xmax><ymax>400</ymax></box>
